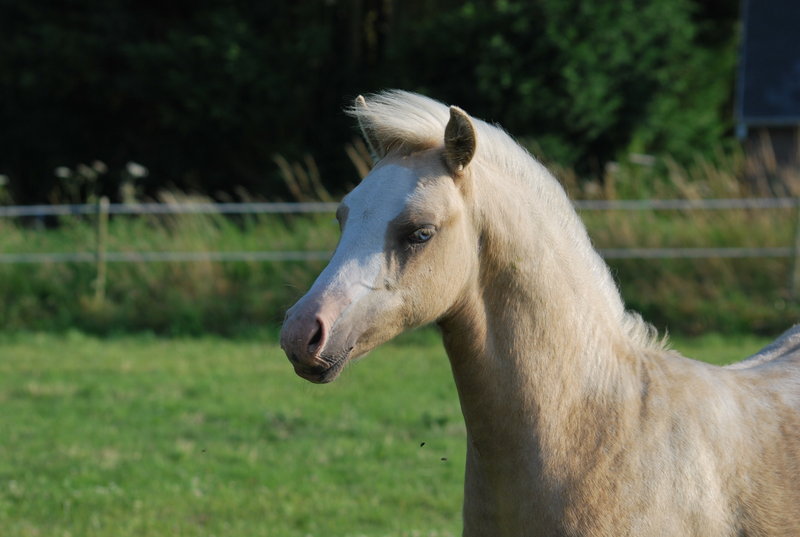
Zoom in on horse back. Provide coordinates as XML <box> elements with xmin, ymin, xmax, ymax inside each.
<box><xmin>725</xmin><ymin>325</ymin><xmax>800</xmax><ymax>370</ymax></box>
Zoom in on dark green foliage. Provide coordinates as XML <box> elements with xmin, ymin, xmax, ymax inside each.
<box><xmin>0</xmin><ymin>0</ymin><xmax>738</xmax><ymax>202</ymax></box>
<box><xmin>0</xmin><ymin>1</ymin><xmax>361</xmax><ymax>202</ymax></box>
<box><xmin>388</xmin><ymin>0</ymin><xmax>738</xmax><ymax>173</ymax></box>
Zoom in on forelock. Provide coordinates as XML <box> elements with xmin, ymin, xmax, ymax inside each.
<box><xmin>346</xmin><ymin>91</ymin><xmax>450</xmax><ymax>155</ymax></box>
<box><xmin>346</xmin><ymin>90</ymin><xmax>537</xmax><ymax>179</ymax></box>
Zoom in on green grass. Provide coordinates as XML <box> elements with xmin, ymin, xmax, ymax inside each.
<box><xmin>0</xmin><ymin>330</ymin><xmax>462</xmax><ymax>537</ymax></box>
<box><xmin>0</xmin><ymin>330</ymin><xmax>777</xmax><ymax>536</ymax></box>
<box><xmin>670</xmin><ymin>332</ymin><xmax>777</xmax><ymax>366</ymax></box>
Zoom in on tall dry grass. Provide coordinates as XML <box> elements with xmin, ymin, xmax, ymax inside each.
<box><xmin>1</xmin><ymin>144</ymin><xmax>798</xmax><ymax>336</ymax></box>
<box><xmin>560</xmin><ymin>148</ymin><xmax>800</xmax><ymax>335</ymax></box>
<box><xmin>0</xmin><ymin>189</ymin><xmax>339</xmax><ymax>335</ymax></box>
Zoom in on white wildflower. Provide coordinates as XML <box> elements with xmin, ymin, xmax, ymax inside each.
<box><xmin>126</xmin><ymin>161</ymin><xmax>149</xmax><ymax>178</ymax></box>
<box><xmin>54</xmin><ymin>167</ymin><xmax>72</xmax><ymax>179</ymax></box>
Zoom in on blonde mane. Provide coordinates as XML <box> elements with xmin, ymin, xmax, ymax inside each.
<box><xmin>348</xmin><ymin>90</ymin><xmax>661</xmax><ymax>351</ymax></box>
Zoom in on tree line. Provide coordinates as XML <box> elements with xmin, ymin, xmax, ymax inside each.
<box><xmin>0</xmin><ymin>0</ymin><xmax>738</xmax><ymax>204</ymax></box>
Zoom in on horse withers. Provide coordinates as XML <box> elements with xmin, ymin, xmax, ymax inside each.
<box><xmin>280</xmin><ymin>90</ymin><xmax>800</xmax><ymax>536</ymax></box>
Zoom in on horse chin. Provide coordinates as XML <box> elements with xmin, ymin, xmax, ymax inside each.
<box><xmin>293</xmin><ymin>348</ymin><xmax>352</xmax><ymax>384</ymax></box>
<box><xmin>293</xmin><ymin>323</ymin><xmax>402</xmax><ymax>383</ymax></box>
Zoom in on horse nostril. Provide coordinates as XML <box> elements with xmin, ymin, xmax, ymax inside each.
<box><xmin>307</xmin><ymin>318</ymin><xmax>325</xmax><ymax>354</ymax></box>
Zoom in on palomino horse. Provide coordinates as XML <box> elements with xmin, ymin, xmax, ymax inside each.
<box><xmin>280</xmin><ymin>91</ymin><xmax>800</xmax><ymax>536</ymax></box>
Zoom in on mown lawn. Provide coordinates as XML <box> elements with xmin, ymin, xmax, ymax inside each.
<box><xmin>0</xmin><ymin>330</ymin><xmax>776</xmax><ymax>536</ymax></box>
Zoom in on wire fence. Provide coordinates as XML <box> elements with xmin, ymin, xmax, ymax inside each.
<box><xmin>1</xmin><ymin>197</ymin><xmax>799</xmax><ymax>265</ymax></box>
<box><xmin>1</xmin><ymin>197</ymin><xmax>797</xmax><ymax>219</ymax></box>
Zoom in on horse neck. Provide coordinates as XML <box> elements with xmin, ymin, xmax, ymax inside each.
<box><xmin>439</xmin><ymin>160</ymin><xmax>642</xmax><ymax>470</ymax></box>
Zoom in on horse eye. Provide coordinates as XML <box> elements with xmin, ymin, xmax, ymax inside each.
<box><xmin>408</xmin><ymin>226</ymin><xmax>435</xmax><ymax>244</ymax></box>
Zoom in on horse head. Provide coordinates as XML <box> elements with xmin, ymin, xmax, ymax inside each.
<box><xmin>280</xmin><ymin>97</ymin><xmax>480</xmax><ymax>383</ymax></box>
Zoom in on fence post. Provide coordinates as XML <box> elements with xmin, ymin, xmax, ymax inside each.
<box><xmin>94</xmin><ymin>196</ymin><xmax>110</xmax><ymax>305</ymax></box>
<box><xmin>791</xmin><ymin>198</ymin><xmax>800</xmax><ymax>301</ymax></box>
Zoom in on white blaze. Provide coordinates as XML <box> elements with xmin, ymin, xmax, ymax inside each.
<box><xmin>308</xmin><ymin>164</ymin><xmax>417</xmax><ymax>307</ymax></box>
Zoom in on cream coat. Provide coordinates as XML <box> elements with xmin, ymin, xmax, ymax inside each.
<box><xmin>281</xmin><ymin>91</ymin><xmax>800</xmax><ymax>536</ymax></box>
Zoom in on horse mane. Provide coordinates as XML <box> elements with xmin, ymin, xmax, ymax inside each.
<box><xmin>348</xmin><ymin>90</ymin><xmax>663</xmax><ymax>352</ymax></box>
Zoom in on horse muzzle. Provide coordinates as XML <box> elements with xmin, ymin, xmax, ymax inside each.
<box><xmin>280</xmin><ymin>294</ymin><xmax>353</xmax><ymax>383</ymax></box>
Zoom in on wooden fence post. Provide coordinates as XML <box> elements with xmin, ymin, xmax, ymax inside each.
<box><xmin>94</xmin><ymin>196</ymin><xmax>109</xmax><ymax>306</ymax></box>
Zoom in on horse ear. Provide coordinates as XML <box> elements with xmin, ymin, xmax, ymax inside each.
<box><xmin>354</xmin><ymin>95</ymin><xmax>382</xmax><ymax>161</ymax></box>
<box><xmin>444</xmin><ymin>106</ymin><xmax>476</xmax><ymax>174</ymax></box>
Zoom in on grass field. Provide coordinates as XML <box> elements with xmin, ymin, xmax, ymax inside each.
<box><xmin>0</xmin><ymin>330</ymin><xmax>778</xmax><ymax>536</ymax></box>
